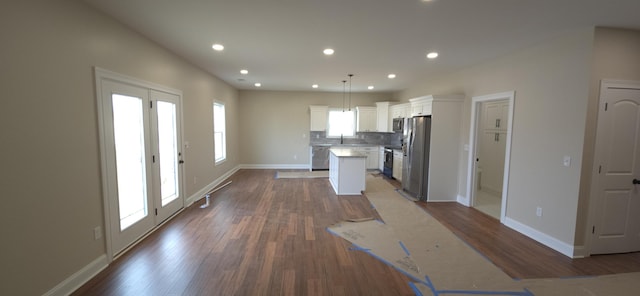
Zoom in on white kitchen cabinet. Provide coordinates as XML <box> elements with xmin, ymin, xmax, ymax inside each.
<box><xmin>376</xmin><ymin>102</ymin><xmax>392</xmax><ymax>132</ymax></box>
<box><xmin>356</xmin><ymin>106</ymin><xmax>377</xmax><ymax>132</ymax></box>
<box><xmin>329</xmin><ymin>148</ymin><xmax>366</xmax><ymax>195</ymax></box>
<box><xmin>309</xmin><ymin>105</ymin><xmax>328</xmax><ymax>131</ymax></box>
<box><xmin>409</xmin><ymin>98</ymin><xmax>433</xmax><ymax>117</ymax></box>
<box><xmin>352</xmin><ymin>146</ymin><xmax>379</xmax><ymax>170</ymax></box>
<box><xmin>392</xmin><ymin>149</ymin><xmax>403</xmax><ymax>180</ymax></box>
<box><xmin>378</xmin><ymin>146</ymin><xmax>385</xmax><ymax>171</ymax></box>
<box><xmin>390</xmin><ymin>103</ymin><xmax>410</xmax><ymax>119</ymax></box>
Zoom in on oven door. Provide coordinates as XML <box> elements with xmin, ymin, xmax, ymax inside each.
<box><xmin>383</xmin><ymin>149</ymin><xmax>393</xmax><ymax>177</ymax></box>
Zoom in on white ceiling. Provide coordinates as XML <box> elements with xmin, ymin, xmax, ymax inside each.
<box><xmin>83</xmin><ymin>0</ymin><xmax>640</xmax><ymax>92</ymax></box>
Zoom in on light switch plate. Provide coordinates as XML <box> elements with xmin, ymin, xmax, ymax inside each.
<box><xmin>563</xmin><ymin>156</ymin><xmax>571</xmax><ymax>167</ymax></box>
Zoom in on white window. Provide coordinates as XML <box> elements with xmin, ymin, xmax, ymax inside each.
<box><xmin>213</xmin><ymin>102</ymin><xmax>226</xmax><ymax>163</ymax></box>
<box><xmin>327</xmin><ymin>109</ymin><xmax>355</xmax><ymax>137</ymax></box>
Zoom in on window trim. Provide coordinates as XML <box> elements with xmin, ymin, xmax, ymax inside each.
<box><xmin>213</xmin><ymin>101</ymin><xmax>226</xmax><ymax>165</ymax></box>
<box><xmin>326</xmin><ymin>108</ymin><xmax>356</xmax><ymax>138</ymax></box>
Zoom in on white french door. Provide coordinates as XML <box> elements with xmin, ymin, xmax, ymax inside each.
<box><xmin>97</xmin><ymin>70</ymin><xmax>184</xmax><ymax>257</ymax></box>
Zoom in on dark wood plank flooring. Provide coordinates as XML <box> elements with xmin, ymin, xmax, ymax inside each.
<box><xmin>75</xmin><ymin>170</ymin><xmax>640</xmax><ymax>295</ymax></box>
<box><xmin>74</xmin><ymin>170</ymin><xmax>414</xmax><ymax>295</ymax></box>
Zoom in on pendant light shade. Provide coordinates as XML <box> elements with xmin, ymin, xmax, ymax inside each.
<box><xmin>348</xmin><ymin>74</ymin><xmax>353</xmax><ymax>111</ymax></box>
<box><xmin>342</xmin><ymin>80</ymin><xmax>347</xmax><ymax>112</ymax></box>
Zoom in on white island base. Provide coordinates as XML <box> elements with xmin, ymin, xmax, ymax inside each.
<box><xmin>329</xmin><ymin>148</ymin><xmax>367</xmax><ymax>195</ymax></box>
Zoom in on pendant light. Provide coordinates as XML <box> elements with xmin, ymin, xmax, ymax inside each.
<box><xmin>348</xmin><ymin>74</ymin><xmax>353</xmax><ymax>111</ymax></box>
<box><xmin>342</xmin><ymin>80</ymin><xmax>347</xmax><ymax>112</ymax></box>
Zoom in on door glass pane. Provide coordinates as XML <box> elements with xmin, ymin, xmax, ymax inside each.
<box><xmin>112</xmin><ymin>94</ymin><xmax>148</xmax><ymax>231</ymax></box>
<box><xmin>157</xmin><ymin>101</ymin><xmax>179</xmax><ymax>206</ymax></box>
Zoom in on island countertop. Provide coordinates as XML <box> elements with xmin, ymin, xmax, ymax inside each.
<box><xmin>329</xmin><ymin>148</ymin><xmax>367</xmax><ymax>158</ymax></box>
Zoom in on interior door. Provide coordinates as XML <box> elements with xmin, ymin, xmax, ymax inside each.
<box><xmin>101</xmin><ymin>80</ymin><xmax>155</xmax><ymax>255</ymax></box>
<box><xmin>591</xmin><ymin>82</ymin><xmax>640</xmax><ymax>254</ymax></box>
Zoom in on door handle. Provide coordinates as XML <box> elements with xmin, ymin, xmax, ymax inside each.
<box><xmin>634</xmin><ymin>179</ymin><xmax>640</xmax><ymax>185</ymax></box>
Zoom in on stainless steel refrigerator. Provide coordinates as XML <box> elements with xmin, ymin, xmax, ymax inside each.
<box><xmin>402</xmin><ymin>116</ymin><xmax>431</xmax><ymax>201</ymax></box>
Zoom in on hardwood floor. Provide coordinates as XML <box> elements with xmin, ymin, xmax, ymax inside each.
<box><xmin>74</xmin><ymin>170</ymin><xmax>414</xmax><ymax>296</ymax></box>
<box><xmin>74</xmin><ymin>170</ymin><xmax>640</xmax><ymax>295</ymax></box>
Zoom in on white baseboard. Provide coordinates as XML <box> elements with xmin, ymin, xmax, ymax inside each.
<box><xmin>43</xmin><ymin>255</ymin><xmax>108</xmax><ymax>296</ymax></box>
<box><xmin>239</xmin><ymin>164</ymin><xmax>310</xmax><ymax>170</ymax></box>
<box><xmin>186</xmin><ymin>165</ymin><xmax>240</xmax><ymax>206</ymax></box>
<box><xmin>504</xmin><ymin>217</ymin><xmax>575</xmax><ymax>258</ymax></box>
<box><xmin>572</xmin><ymin>245</ymin><xmax>587</xmax><ymax>258</ymax></box>
<box><xmin>456</xmin><ymin>194</ymin><xmax>470</xmax><ymax>206</ymax></box>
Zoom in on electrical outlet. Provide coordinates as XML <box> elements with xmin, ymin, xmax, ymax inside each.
<box><xmin>536</xmin><ymin>207</ymin><xmax>543</xmax><ymax>217</ymax></box>
<box><xmin>193</xmin><ymin>176</ymin><xmax>197</xmax><ymax>184</ymax></box>
<box><xmin>94</xmin><ymin>226</ymin><xmax>102</xmax><ymax>240</ymax></box>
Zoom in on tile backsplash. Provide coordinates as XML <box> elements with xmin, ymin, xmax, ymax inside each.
<box><xmin>310</xmin><ymin>131</ymin><xmax>402</xmax><ymax>147</ymax></box>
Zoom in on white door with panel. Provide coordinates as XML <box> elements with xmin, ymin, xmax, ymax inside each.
<box><xmin>99</xmin><ymin>76</ymin><xmax>184</xmax><ymax>256</ymax></box>
<box><xmin>591</xmin><ymin>81</ymin><xmax>640</xmax><ymax>254</ymax></box>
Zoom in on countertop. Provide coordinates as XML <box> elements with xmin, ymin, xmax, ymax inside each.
<box><xmin>329</xmin><ymin>148</ymin><xmax>367</xmax><ymax>158</ymax></box>
<box><xmin>311</xmin><ymin>143</ymin><xmax>378</xmax><ymax>147</ymax></box>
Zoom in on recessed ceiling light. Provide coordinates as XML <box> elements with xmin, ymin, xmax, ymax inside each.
<box><xmin>240</xmin><ymin>69</ymin><xmax>248</xmax><ymax>75</ymax></box>
<box><xmin>368</xmin><ymin>86</ymin><xmax>374</xmax><ymax>90</ymax></box>
<box><xmin>312</xmin><ymin>84</ymin><xmax>319</xmax><ymax>88</ymax></box>
<box><xmin>323</xmin><ymin>48</ymin><xmax>335</xmax><ymax>55</ymax></box>
<box><xmin>254</xmin><ymin>83</ymin><xmax>261</xmax><ymax>87</ymax></box>
<box><xmin>212</xmin><ymin>44</ymin><xmax>224</xmax><ymax>51</ymax></box>
<box><xmin>388</xmin><ymin>74</ymin><xmax>396</xmax><ymax>79</ymax></box>
<box><xmin>427</xmin><ymin>52</ymin><xmax>439</xmax><ymax>59</ymax></box>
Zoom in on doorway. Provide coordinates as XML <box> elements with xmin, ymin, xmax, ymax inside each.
<box><xmin>95</xmin><ymin>68</ymin><xmax>185</xmax><ymax>259</ymax></box>
<box><xmin>588</xmin><ymin>80</ymin><xmax>640</xmax><ymax>255</ymax></box>
<box><xmin>466</xmin><ymin>92</ymin><xmax>515</xmax><ymax>224</ymax></box>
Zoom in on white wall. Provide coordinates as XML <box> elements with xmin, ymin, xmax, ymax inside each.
<box><xmin>238</xmin><ymin>90</ymin><xmax>394</xmax><ymax>167</ymax></box>
<box><xmin>0</xmin><ymin>0</ymin><xmax>238</xmax><ymax>294</ymax></box>
<box><xmin>397</xmin><ymin>28</ymin><xmax>594</xmax><ymax>253</ymax></box>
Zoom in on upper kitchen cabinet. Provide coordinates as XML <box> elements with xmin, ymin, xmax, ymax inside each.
<box><xmin>410</xmin><ymin>98</ymin><xmax>433</xmax><ymax>116</ymax></box>
<box><xmin>376</xmin><ymin>102</ymin><xmax>392</xmax><ymax>132</ymax></box>
<box><xmin>410</xmin><ymin>95</ymin><xmax>464</xmax><ymax>117</ymax></box>
<box><xmin>356</xmin><ymin>106</ymin><xmax>377</xmax><ymax>132</ymax></box>
<box><xmin>390</xmin><ymin>103</ymin><xmax>410</xmax><ymax>119</ymax></box>
<box><xmin>309</xmin><ymin>105</ymin><xmax>328</xmax><ymax>131</ymax></box>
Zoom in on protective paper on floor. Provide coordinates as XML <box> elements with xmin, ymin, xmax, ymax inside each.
<box><xmin>329</xmin><ymin>174</ymin><xmax>640</xmax><ymax>295</ymax></box>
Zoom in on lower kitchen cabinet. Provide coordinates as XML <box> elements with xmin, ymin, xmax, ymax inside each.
<box><xmin>352</xmin><ymin>146</ymin><xmax>379</xmax><ymax>170</ymax></box>
<box><xmin>329</xmin><ymin>148</ymin><xmax>366</xmax><ymax>195</ymax></box>
<box><xmin>392</xmin><ymin>149</ymin><xmax>403</xmax><ymax>180</ymax></box>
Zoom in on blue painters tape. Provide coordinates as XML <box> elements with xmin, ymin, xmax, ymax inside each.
<box><xmin>436</xmin><ymin>289</ymin><xmax>533</xmax><ymax>296</ymax></box>
<box><xmin>359</xmin><ymin>248</ymin><xmax>425</xmax><ymax>284</ymax></box>
<box><xmin>375</xmin><ymin>219</ymin><xmax>385</xmax><ymax>224</ymax></box>
<box><xmin>408</xmin><ymin>282</ymin><xmax>424</xmax><ymax>296</ymax></box>
<box><xmin>423</xmin><ymin>276</ymin><xmax>439</xmax><ymax>296</ymax></box>
<box><xmin>349</xmin><ymin>246</ymin><xmax>371</xmax><ymax>252</ymax></box>
<box><xmin>399</xmin><ymin>241</ymin><xmax>411</xmax><ymax>256</ymax></box>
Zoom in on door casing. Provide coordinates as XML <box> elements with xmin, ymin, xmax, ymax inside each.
<box><xmin>586</xmin><ymin>79</ymin><xmax>640</xmax><ymax>256</ymax></box>
<box><xmin>94</xmin><ymin>67</ymin><xmax>185</xmax><ymax>261</ymax></box>
<box><xmin>465</xmin><ymin>91</ymin><xmax>515</xmax><ymax>224</ymax></box>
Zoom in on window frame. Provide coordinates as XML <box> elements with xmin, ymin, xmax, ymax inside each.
<box><xmin>213</xmin><ymin>101</ymin><xmax>226</xmax><ymax>164</ymax></box>
<box><xmin>326</xmin><ymin>108</ymin><xmax>356</xmax><ymax>138</ymax></box>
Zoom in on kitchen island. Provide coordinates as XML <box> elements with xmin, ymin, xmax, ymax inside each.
<box><xmin>329</xmin><ymin>148</ymin><xmax>367</xmax><ymax>195</ymax></box>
